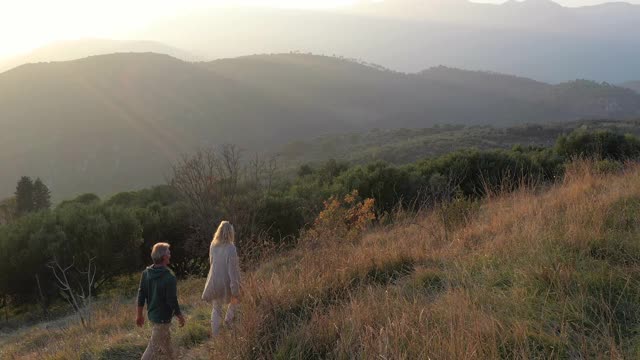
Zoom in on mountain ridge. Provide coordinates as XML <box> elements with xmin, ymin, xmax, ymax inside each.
<box><xmin>0</xmin><ymin>39</ymin><xmax>197</xmax><ymax>74</ymax></box>
<box><xmin>136</xmin><ymin>0</ymin><xmax>640</xmax><ymax>82</ymax></box>
<box><xmin>2</xmin><ymin>2</ymin><xmax>639</xmax><ymax>82</ymax></box>
<box><xmin>1</xmin><ymin>52</ymin><xmax>639</xmax><ymax>200</ymax></box>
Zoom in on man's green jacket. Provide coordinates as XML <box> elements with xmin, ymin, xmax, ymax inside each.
<box><xmin>137</xmin><ymin>265</ymin><xmax>182</xmax><ymax>324</ymax></box>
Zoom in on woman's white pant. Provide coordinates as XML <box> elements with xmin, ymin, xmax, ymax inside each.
<box><xmin>211</xmin><ymin>300</ymin><xmax>238</xmax><ymax>336</ymax></box>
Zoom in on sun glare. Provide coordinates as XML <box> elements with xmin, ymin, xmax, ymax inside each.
<box><xmin>0</xmin><ymin>0</ymin><xmax>358</xmax><ymax>58</ymax></box>
<box><xmin>1</xmin><ymin>0</ymin><xmax>638</xmax><ymax>59</ymax></box>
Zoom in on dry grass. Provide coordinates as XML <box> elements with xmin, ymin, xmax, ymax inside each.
<box><xmin>3</xmin><ymin>160</ymin><xmax>640</xmax><ymax>359</ymax></box>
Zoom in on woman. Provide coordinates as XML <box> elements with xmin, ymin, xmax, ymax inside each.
<box><xmin>202</xmin><ymin>221</ymin><xmax>241</xmax><ymax>336</ymax></box>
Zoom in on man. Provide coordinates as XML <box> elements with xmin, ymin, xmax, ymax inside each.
<box><xmin>136</xmin><ymin>242</ymin><xmax>186</xmax><ymax>359</ymax></box>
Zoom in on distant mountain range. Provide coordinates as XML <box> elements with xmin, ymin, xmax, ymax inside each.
<box><xmin>131</xmin><ymin>0</ymin><xmax>640</xmax><ymax>83</ymax></box>
<box><xmin>2</xmin><ymin>1</ymin><xmax>639</xmax><ymax>83</ymax></box>
<box><xmin>355</xmin><ymin>0</ymin><xmax>640</xmax><ymax>31</ymax></box>
<box><xmin>1</xmin><ymin>53</ymin><xmax>639</xmax><ymax>200</ymax></box>
<box><xmin>0</xmin><ymin>39</ymin><xmax>198</xmax><ymax>74</ymax></box>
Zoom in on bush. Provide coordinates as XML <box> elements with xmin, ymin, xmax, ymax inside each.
<box><xmin>594</xmin><ymin>159</ymin><xmax>624</xmax><ymax>174</ymax></box>
<box><xmin>304</xmin><ymin>191</ymin><xmax>376</xmax><ymax>245</ymax></box>
<box><xmin>556</xmin><ymin>130</ymin><xmax>640</xmax><ymax>161</ymax></box>
<box><xmin>256</xmin><ymin>196</ymin><xmax>305</xmax><ymax>242</ymax></box>
<box><xmin>57</xmin><ymin>193</ymin><xmax>100</xmax><ymax>208</ymax></box>
<box><xmin>412</xmin><ymin>148</ymin><xmax>561</xmax><ymax>199</ymax></box>
<box><xmin>337</xmin><ymin>162</ymin><xmax>418</xmax><ymax>214</ymax></box>
<box><xmin>0</xmin><ymin>201</ymin><xmax>142</xmax><ymax>307</ymax></box>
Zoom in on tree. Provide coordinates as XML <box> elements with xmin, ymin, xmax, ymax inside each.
<box><xmin>32</xmin><ymin>178</ymin><xmax>52</xmax><ymax>211</ymax></box>
<box><xmin>170</xmin><ymin>144</ymin><xmax>275</xmax><ymax>257</ymax></box>
<box><xmin>297</xmin><ymin>164</ymin><xmax>314</xmax><ymax>177</ymax></box>
<box><xmin>14</xmin><ymin>176</ymin><xmax>34</xmax><ymax>216</ymax></box>
<box><xmin>57</xmin><ymin>193</ymin><xmax>100</xmax><ymax>209</ymax></box>
<box><xmin>169</xmin><ymin>147</ymin><xmax>229</xmax><ymax>253</ymax></box>
<box><xmin>0</xmin><ymin>201</ymin><xmax>143</xmax><ymax>311</ymax></box>
<box><xmin>48</xmin><ymin>256</ymin><xmax>97</xmax><ymax>328</ymax></box>
<box><xmin>318</xmin><ymin>159</ymin><xmax>349</xmax><ymax>185</ymax></box>
<box><xmin>0</xmin><ymin>197</ymin><xmax>16</xmax><ymax>225</ymax></box>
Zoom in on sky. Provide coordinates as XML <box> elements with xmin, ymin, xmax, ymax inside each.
<box><xmin>1</xmin><ymin>0</ymin><xmax>639</xmax><ymax>59</ymax></box>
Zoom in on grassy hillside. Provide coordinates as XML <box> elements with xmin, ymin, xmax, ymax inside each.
<box><xmin>2</xmin><ymin>52</ymin><xmax>640</xmax><ymax>201</ymax></box>
<box><xmin>3</xmin><ymin>161</ymin><xmax>640</xmax><ymax>359</ymax></box>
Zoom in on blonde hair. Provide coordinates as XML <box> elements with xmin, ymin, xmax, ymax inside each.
<box><xmin>212</xmin><ymin>221</ymin><xmax>235</xmax><ymax>246</ymax></box>
<box><xmin>151</xmin><ymin>242</ymin><xmax>170</xmax><ymax>264</ymax></box>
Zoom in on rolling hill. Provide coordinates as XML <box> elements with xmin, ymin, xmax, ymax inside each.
<box><xmin>1</xmin><ymin>52</ymin><xmax>639</xmax><ymax>200</ymax></box>
<box><xmin>0</xmin><ymin>39</ymin><xmax>197</xmax><ymax>74</ymax></box>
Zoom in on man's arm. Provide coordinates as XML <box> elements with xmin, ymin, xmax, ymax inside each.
<box><xmin>136</xmin><ymin>306</ymin><xmax>145</xmax><ymax>327</ymax></box>
<box><xmin>167</xmin><ymin>275</ymin><xmax>185</xmax><ymax>327</ymax></box>
<box><xmin>136</xmin><ymin>271</ymin><xmax>147</xmax><ymax>327</ymax></box>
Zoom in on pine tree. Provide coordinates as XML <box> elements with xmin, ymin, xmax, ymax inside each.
<box><xmin>32</xmin><ymin>178</ymin><xmax>52</xmax><ymax>211</ymax></box>
<box><xmin>14</xmin><ymin>176</ymin><xmax>34</xmax><ymax>216</ymax></box>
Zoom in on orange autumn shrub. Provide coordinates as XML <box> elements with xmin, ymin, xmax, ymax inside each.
<box><xmin>305</xmin><ymin>190</ymin><xmax>376</xmax><ymax>245</ymax></box>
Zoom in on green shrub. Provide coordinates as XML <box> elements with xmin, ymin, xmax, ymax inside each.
<box><xmin>556</xmin><ymin>130</ymin><xmax>640</xmax><ymax>161</ymax></box>
<box><xmin>604</xmin><ymin>197</ymin><xmax>640</xmax><ymax>232</ymax></box>
<box><xmin>594</xmin><ymin>159</ymin><xmax>624</xmax><ymax>174</ymax></box>
<box><xmin>257</xmin><ymin>196</ymin><xmax>306</xmax><ymax>241</ymax></box>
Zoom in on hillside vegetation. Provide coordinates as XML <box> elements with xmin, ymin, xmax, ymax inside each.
<box><xmin>2</xmin><ymin>53</ymin><xmax>640</xmax><ymax>200</ymax></box>
<box><xmin>3</xmin><ymin>161</ymin><xmax>640</xmax><ymax>359</ymax></box>
<box><xmin>277</xmin><ymin>120</ymin><xmax>640</xmax><ymax>167</ymax></box>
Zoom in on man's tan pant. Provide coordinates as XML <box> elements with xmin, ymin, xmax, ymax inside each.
<box><xmin>142</xmin><ymin>322</ymin><xmax>173</xmax><ymax>360</ymax></box>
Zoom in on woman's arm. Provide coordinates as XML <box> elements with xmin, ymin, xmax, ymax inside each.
<box><xmin>228</xmin><ymin>245</ymin><xmax>241</xmax><ymax>299</ymax></box>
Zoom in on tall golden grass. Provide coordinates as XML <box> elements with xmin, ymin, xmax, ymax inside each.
<box><xmin>2</xmin><ymin>160</ymin><xmax>640</xmax><ymax>359</ymax></box>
